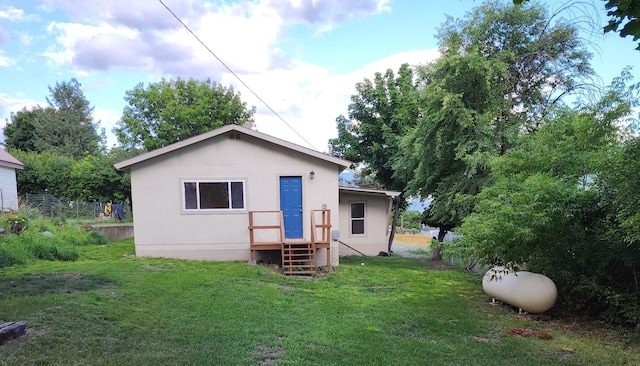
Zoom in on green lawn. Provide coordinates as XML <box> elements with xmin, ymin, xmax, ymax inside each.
<box><xmin>0</xmin><ymin>239</ymin><xmax>637</xmax><ymax>365</ymax></box>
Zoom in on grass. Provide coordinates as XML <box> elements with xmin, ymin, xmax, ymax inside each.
<box><xmin>0</xmin><ymin>239</ymin><xmax>638</xmax><ymax>365</ymax></box>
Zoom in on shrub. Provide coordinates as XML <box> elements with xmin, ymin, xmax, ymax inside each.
<box><xmin>25</xmin><ymin>234</ymin><xmax>58</xmax><ymax>260</ymax></box>
<box><xmin>5</xmin><ymin>213</ymin><xmax>28</xmax><ymax>234</ymax></box>
<box><xmin>29</xmin><ymin>217</ymin><xmax>56</xmax><ymax>233</ymax></box>
<box><xmin>89</xmin><ymin>230</ymin><xmax>108</xmax><ymax>246</ymax></box>
<box><xmin>55</xmin><ymin>246</ymin><xmax>78</xmax><ymax>261</ymax></box>
<box><xmin>55</xmin><ymin>229</ymin><xmax>88</xmax><ymax>247</ymax></box>
<box><xmin>0</xmin><ymin>242</ymin><xmax>31</xmax><ymax>268</ymax></box>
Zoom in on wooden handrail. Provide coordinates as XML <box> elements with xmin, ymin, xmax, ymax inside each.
<box><xmin>249</xmin><ymin>209</ymin><xmax>332</xmax><ymax>268</ymax></box>
<box><xmin>248</xmin><ymin>210</ymin><xmax>284</xmax><ymax>245</ymax></box>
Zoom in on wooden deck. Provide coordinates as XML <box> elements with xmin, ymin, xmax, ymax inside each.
<box><xmin>248</xmin><ymin>209</ymin><xmax>332</xmax><ymax>275</ymax></box>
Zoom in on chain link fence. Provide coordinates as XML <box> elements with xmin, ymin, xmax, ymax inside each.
<box><xmin>19</xmin><ymin>193</ymin><xmax>129</xmax><ymax>220</ymax></box>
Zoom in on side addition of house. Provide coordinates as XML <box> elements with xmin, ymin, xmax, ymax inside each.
<box><xmin>0</xmin><ymin>149</ymin><xmax>24</xmax><ymax>212</ymax></box>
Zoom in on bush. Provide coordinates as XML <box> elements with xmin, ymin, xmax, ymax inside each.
<box><xmin>89</xmin><ymin>230</ymin><xmax>108</xmax><ymax>246</ymax></box>
<box><xmin>55</xmin><ymin>246</ymin><xmax>79</xmax><ymax>261</ymax></box>
<box><xmin>0</xmin><ymin>242</ymin><xmax>31</xmax><ymax>268</ymax></box>
<box><xmin>25</xmin><ymin>233</ymin><xmax>58</xmax><ymax>260</ymax></box>
<box><xmin>5</xmin><ymin>213</ymin><xmax>28</xmax><ymax>234</ymax></box>
<box><xmin>0</xmin><ymin>211</ymin><xmax>116</xmax><ymax>268</ymax></box>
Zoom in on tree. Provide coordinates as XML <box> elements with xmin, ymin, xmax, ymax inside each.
<box><xmin>4</xmin><ymin>107</ymin><xmax>40</xmax><ymax>152</ymax></box>
<box><xmin>397</xmin><ymin>210</ymin><xmax>422</xmax><ymax>233</ymax></box>
<box><xmin>11</xmin><ymin>149</ymin><xmax>74</xmax><ymax>197</ymax></box>
<box><xmin>11</xmin><ymin>147</ymin><xmax>133</xmax><ymax>203</ymax></box>
<box><xmin>399</xmin><ymin>0</ymin><xmax>594</xmax><ymax>259</ymax></box>
<box><xmin>604</xmin><ymin>0</ymin><xmax>640</xmax><ymax>49</ymax></box>
<box><xmin>114</xmin><ymin>78</ymin><xmax>256</xmax><ymax>151</ymax></box>
<box><xmin>329</xmin><ymin>64</ymin><xmax>421</xmax><ymax>251</ymax></box>
<box><xmin>515</xmin><ymin>0</ymin><xmax>640</xmax><ymax>50</ymax></box>
<box><xmin>5</xmin><ymin>79</ymin><xmax>103</xmax><ymax>158</ymax></box>
<box><xmin>454</xmin><ymin>71</ymin><xmax>640</xmax><ymax>325</ymax></box>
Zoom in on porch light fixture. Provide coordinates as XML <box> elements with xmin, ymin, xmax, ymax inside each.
<box><xmin>309</xmin><ymin>170</ymin><xmax>315</xmax><ymax>179</ymax></box>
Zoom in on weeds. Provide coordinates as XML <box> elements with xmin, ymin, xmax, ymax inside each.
<box><xmin>0</xmin><ymin>210</ymin><xmax>108</xmax><ymax>268</ymax></box>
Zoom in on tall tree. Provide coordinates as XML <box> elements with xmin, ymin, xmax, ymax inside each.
<box><xmin>515</xmin><ymin>0</ymin><xmax>640</xmax><ymax>50</ymax></box>
<box><xmin>4</xmin><ymin>107</ymin><xmax>40</xmax><ymax>152</ymax></box>
<box><xmin>604</xmin><ymin>0</ymin><xmax>640</xmax><ymax>49</ymax></box>
<box><xmin>399</xmin><ymin>0</ymin><xmax>594</xmax><ymax>259</ymax></box>
<box><xmin>329</xmin><ymin>64</ymin><xmax>421</xmax><ymax>251</ymax></box>
<box><xmin>4</xmin><ymin>78</ymin><xmax>103</xmax><ymax>158</ymax></box>
<box><xmin>114</xmin><ymin>78</ymin><xmax>256</xmax><ymax>151</ymax></box>
<box><xmin>454</xmin><ymin>71</ymin><xmax>640</xmax><ymax>325</ymax></box>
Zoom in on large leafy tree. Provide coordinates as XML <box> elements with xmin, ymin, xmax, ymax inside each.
<box><xmin>4</xmin><ymin>78</ymin><xmax>103</xmax><ymax>158</ymax></box>
<box><xmin>329</xmin><ymin>64</ymin><xmax>421</xmax><ymax>250</ymax></box>
<box><xmin>11</xmin><ymin>148</ymin><xmax>132</xmax><ymax>203</ymax></box>
<box><xmin>114</xmin><ymin>78</ymin><xmax>256</xmax><ymax>151</ymax></box>
<box><xmin>515</xmin><ymin>0</ymin><xmax>640</xmax><ymax>50</ymax></box>
<box><xmin>399</xmin><ymin>0</ymin><xmax>594</xmax><ymax>258</ymax></box>
<box><xmin>454</xmin><ymin>72</ymin><xmax>640</xmax><ymax>325</ymax></box>
<box><xmin>603</xmin><ymin>0</ymin><xmax>640</xmax><ymax>49</ymax></box>
<box><xmin>3</xmin><ymin>107</ymin><xmax>40</xmax><ymax>152</ymax></box>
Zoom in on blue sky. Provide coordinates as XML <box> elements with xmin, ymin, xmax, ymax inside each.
<box><xmin>0</xmin><ymin>0</ymin><xmax>639</xmax><ymax>150</ymax></box>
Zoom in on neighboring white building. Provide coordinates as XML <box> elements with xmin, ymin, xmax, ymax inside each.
<box><xmin>0</xmin><ymin>149</ymin><xmax>24</xmax><ymax>212</ymax></box>
<box><xmin>115</xmin><ymin>125</ymin><xmax>399</xmax><ymax>271</ymax></box>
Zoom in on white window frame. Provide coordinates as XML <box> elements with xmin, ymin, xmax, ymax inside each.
<box><xmin>182</xmin><ymin>180</ymin><xmax>246</xmax><ymax>211</ymax></box>
<box><xmin>350</xmin><ymin>201</ymin><xmax>366</xmax><ymax>236</ymax></box>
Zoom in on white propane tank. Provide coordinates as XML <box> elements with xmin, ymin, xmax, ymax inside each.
<box><xmin>482</xmin><ymin>266</ymin><xmax>558</xmax><ymax>313</ymax></box>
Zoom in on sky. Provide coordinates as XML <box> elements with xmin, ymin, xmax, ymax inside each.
<box><xmin>0</xmin><ymin>0</ymin><xmax>639</xmax><ymax>152</ymax></box>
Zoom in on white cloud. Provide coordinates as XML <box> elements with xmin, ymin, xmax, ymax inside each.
<box><xmin>43</xmin><ymin>21</ymin><xmax>141</xmax><ymax>70</ymax></box>
<box><xmin>223</xmin><ymin>49</ymin><xmax>440</xmax><ymax>151</ymax></box>
<box><xmin>92</xmin><ymin>107</ymin><xmax>121</xmax><ymax>147</ymax></box>
<box><xmin>0</xmin><ymin>94</ymin><xmax>44</xmax><ymax>129</ymax></box>
<box><xmin>0</xmin><ymin>6</ymin><xmax>39</xmax><ymax>21</ymax></box>
<box><xmin>0</xmin><ymin>50</ymin><xmax>14</xmax><ymax>67</ymax></box>
<box><xmin>39</xmin><ymin>0</ymin><xmax>394</xmax><ymax>77</ymax></box>
<box><xmin>34</xmin><ymin>0</ymin><xmax>440</xmax><ymax>152</ymax></box>
<box><xmin>16</xmin><ymin>31</ymin><xmax>34</xmax><ymax>45</ymax></box>
<box><xmin>268</xmin><ymin>0</ymin><xmax>390</xmax><ymax>30</ymax></box>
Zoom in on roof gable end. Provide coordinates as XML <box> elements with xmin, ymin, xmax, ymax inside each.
<box><xmin>115</xmin><ymin>125</ymin><xmax>351</xmax><ymax>170</ymax></box>
<box><xmin>0</xmin><ymin>149</ymin><xmax>24</xmax><ymax>170</ymax></box>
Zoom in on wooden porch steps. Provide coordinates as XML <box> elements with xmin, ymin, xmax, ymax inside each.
<box><xmin>249</xmin><ymin>209</ymin><xmax>331</xmax><ymax>276</ymax></box>
<box><xmin>282</xmin><ymin>242</ymin><xmax>316</xmax><ymax>275</ymax></box>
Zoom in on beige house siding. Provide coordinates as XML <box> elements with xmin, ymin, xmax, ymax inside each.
<box><xmin>128</xmin><ymin>132</ymin><xmax>342</xmax><ymax>265</ymax></box>
<box><xmin>338</xmin><ymin>190</ymin><xmax>396</xmax><ymax>256</ymax></box>
<box><xmin>0</xmin><ymin>149</ymin><xmax>24</xmax><ymax>212</ymax></box>
<box><xmin>0</xmin><ymin>166</ymin><xmax>20</xmax><ymax>211</ymax></box>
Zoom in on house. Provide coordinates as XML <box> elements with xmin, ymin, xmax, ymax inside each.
<box><xmin>0</xmin><ymin>149</ymin><xmax>24</xmax><ymax>211</ymax></box>
<box><xmin>115</xmin><ymin>125</ymin><xmax>399</xmax><ymax>273</ymax></box>
<box><xmin>338</xmin><ymin>186</ymin><xmax>399</xmax><ymax>256</ymax></box>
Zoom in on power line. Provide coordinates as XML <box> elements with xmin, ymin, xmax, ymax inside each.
<box><xmin>157</xmin><ymin>0</ymin><xmax>318</xmax><ymax>150</ymax></box>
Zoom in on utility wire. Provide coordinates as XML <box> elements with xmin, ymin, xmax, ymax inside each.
<box><xmin>158</xmin><ymin>0</ymin><xmax>318</xmax><ymax>150</ymax></box>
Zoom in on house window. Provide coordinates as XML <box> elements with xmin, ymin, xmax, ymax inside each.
<box><xmin>183</xmin><ymin>180</ymin><xmax>245</xmax><ymax>211</ymax></box>
<box><xmin>350</xmin><ymin>202</ymin><xmax>365</xmax><ymax>235</ymax></box>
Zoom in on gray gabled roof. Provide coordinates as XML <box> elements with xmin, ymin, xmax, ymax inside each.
<box><xmin>0</xmin><ymin>149</ymin><xmax>24</xmax><ymax>170</ymax></box>
<box><xmin>114</xmin><ymin>124</ymin><xmax>352</xmax><ymax>170</ymax></box>
<box><xmin>339</xmin><ymin>186</ymin><xmax>401</xmax><ymax>198</ymax></box>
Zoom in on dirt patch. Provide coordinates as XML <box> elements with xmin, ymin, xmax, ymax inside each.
<box><xmin>490</xmin><ymin>306</ymin><xmax>637</xmax><ymax>345</ymax></box>
<box><xmin>420</xmin><ymin>258</ymin><xmax>455</xmax><ymax>270</ymax></box>
<box><xmin>392</xmin><ymin>244</ymin><xmax>454</xmax><ymax>270</ymax></box>
<box><xmin>0</xmin><ymin>273</ymin><xmax>112</xmax><ymax>297</ymax></box>
<box><xmin>253</xmin><ymin>335</ymin><xmax>286</xmax><ymax>365</ymax></box>
<box><xmin>504</xmin><ymin>327</ymin><xmax>553</xmax><ymax>340</ymax></box>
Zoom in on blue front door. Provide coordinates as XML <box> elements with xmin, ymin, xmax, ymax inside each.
<box><xmin>280</xmin><ymin>176</ymin><xmax>303</xmax><ymax>238</ymax></box>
